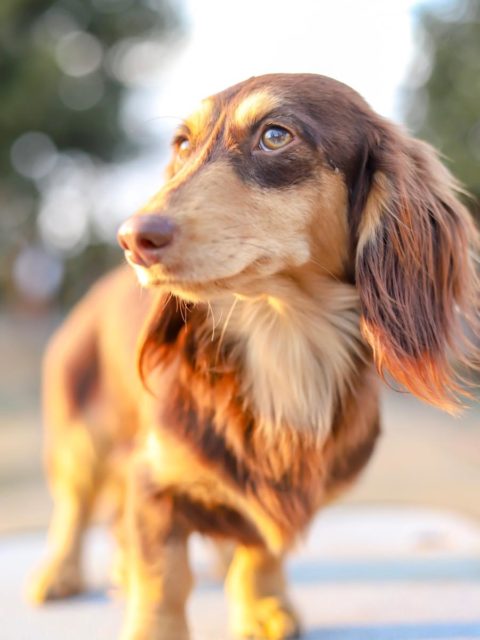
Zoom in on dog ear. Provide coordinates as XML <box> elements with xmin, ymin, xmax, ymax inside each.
<box><xmin>353</xmin><ymin>122</ymin><xmax>479</xmax><ymax>411</ymax></box>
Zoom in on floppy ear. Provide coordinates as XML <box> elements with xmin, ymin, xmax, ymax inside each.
<box><xmin>354</xmin><ymin>122</ymin><xmax>479</xmax><ymax>412</ymax></box>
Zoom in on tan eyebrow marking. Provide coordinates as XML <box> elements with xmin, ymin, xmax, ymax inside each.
<box><xmin>185</xmin><ymin>98</ymin><xmax>215</xmax><ymax>134</ymax></box>
<box><xmin>232</xmin><ymin>91</ymin><xmax>280</xmax><ymax>129</ymax></box>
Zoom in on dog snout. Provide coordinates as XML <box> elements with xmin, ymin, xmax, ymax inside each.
<box><xmin>117</xmin><ymin>215</ymin><xmax>177</xmax><ymax>267</ymax></box>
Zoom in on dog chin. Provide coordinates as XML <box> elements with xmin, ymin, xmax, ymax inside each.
<box><xmin>130</xmin><ymin>263</ymin><xmax>157</xmax><ymax>287</ymax></box>
<box><xmin>131</xmin><ymin>257</ymin><xmax>245</xmax><ymax>288</ymax></box>
<box><xmin>130</xmin><ymin>258</ymin><xmax>281</xmax><ymax>303</ymax></box>
<box><xmin>129</xmin><ymin>263</ymin><xmax>230</xmax><ymax>300</ymax></box>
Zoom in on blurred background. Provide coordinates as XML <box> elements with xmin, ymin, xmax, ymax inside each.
<box><xmin>0</xmin><ymin>0</ymin><xmax>479</xmax><ymax>534</ymax></box>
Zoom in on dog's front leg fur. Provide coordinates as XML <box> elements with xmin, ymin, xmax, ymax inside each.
<box><xmin>27</xmin><ymin>426</ymin><xmax>100</xmax><ymax>603</ymax></box>
<box><xmin>226</xmin><ymin>545</ymin><xmax>301</xmax><ymax>640</ymax></box>
<box><xmin>120</xmin><ymin>459</ymin><xmax>192</xmax><ymax>640</ymax></box>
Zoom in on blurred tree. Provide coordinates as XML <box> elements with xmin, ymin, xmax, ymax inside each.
<box><xmin>403</xmin><ymin>0</ymin><xmax>480</xmax><ymax>219</ymax></box>
<box><xmin>0</xmin><ymin>0</ymin><xmax>183</xmax><ymax>307</ymax></box>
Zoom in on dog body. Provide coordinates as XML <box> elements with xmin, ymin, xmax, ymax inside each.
<box><xmin>29</xmin><ymin>74</ymin><xmax>478</xmax><ymax>640</ymax></box>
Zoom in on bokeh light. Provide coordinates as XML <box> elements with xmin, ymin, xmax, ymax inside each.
<box><xmin>58</xmin><ymin>73</ymin><xmax>105</xmax><ymax>111</ymax></box>
<box><xmin>55</xmin><ymin>31</ymin><xmax>103</xmax><ymax>77</ymax></box>
<box><xmin>10</xmin><ymin>132</ymin><xmax>58</xmax><ymax>181</ymax></box>
<box><xmin>36</xmin><ymin>154</ymin><xmax>94</xmax><ymax>256</ymax></box>
<box><xmin>12</xmin><ymin>245</ymin><xmax>64</xmax><ymax>303</ymax></box>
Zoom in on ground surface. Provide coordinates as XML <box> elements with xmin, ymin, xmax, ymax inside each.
<box><xmin>1</xmin><ymin>506</ymin><xmax>480</xmax><ymax>640</ymax></box>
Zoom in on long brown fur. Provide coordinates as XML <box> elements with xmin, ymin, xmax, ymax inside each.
<box><xmin>29</xmin><ymin>74</ymin><xmax>479</xmax><ymax>640</ymax></box>
<box><xmin>355</xmin><ymin>127</ymin><xmax>480</xmax><ymax>411</ymax></box>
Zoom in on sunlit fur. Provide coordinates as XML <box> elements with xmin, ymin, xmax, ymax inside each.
<box><xmin>212</xmin><ymin>276</ymin><xmax>364</xmax><ymax>443</ymax></box>
<box><xmin>232</xmin><ymin>90</ymin><xmax>280</xmax><ymax>129</ymax></box>
<box><xmin>356</xmin><ymin>132</ymin><xmax>480</xmax><ymax>412</ymax></box>
<box><xmin>30</xmin><ymin>74</ymin><xmax>479</xmax><ymax>640</ymax></box>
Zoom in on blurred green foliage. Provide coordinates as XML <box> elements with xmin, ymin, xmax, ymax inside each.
<box><xmin>404</xmin><ymin>0</ymin><xmax>480</xmax><ymax>216</ymax></box>
<box><xmin>0</xmin><ymin>0</ymin><xmax>182</xmax><ymax>307</ymax></box>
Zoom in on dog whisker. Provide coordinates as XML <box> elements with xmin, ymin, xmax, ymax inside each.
<box><xmin>215</xmin><ymin>295</ymin><xmax>238</xmax><ymax>366</ymax></box>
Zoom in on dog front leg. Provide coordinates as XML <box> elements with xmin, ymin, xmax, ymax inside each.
<box><xmin>27</xmin><ymin>425</ymin><xmax>101</xmax><ymax>603</ymax></box>
<box><xmin>120</xmin><ymin>461</ymin><xmax>192</xmax><ymax>640</ymax></box>
<box><xmin>226</xmin><ymin>545</ymin><xmax>301</xmax><ymax>640</ymax></box>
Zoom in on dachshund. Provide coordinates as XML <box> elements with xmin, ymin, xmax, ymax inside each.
<box><xmin>28</xmin><ymin>73</ymin><xmax>479</xmax><ymax>640</ymax></box>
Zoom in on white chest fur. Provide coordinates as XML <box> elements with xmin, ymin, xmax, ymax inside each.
<box><xmin>213</xmin><ymin>277</ymin><xmax>364</xmax><ymax>443</ymax></box>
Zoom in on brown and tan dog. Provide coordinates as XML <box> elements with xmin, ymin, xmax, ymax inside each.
<box><xmin>28</xmin><ymin>74</ymin><xmax>479</xmax><ymax>640</ymax></box>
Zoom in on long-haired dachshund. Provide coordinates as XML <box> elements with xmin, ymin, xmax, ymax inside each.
<box><xmin>28</xmin><ymin>74</ymin><xmax>479</xmax><ymax>640</ymax></box>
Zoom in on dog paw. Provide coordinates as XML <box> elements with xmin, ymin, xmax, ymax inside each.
<box><xmin>232</xmin><ymin>597</ymin><xmax>301</xmax><ymax>640</ymax></box>
<box><xmin>119</xmin><ymin>612</ymin><xmax>190</xmax><ymax>640</ymax></box>
<box><xmin>120</xmin><ymin>631</ymin><xmax>189</xmax><ymax>640</ymax></box>
<box><xmin>26</xmin><ymin>559</ymin><xmax>84</xmax><ymax>604</ymax></box>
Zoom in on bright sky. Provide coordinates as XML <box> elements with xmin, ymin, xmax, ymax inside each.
<box><xmin>157</xmin><ymin>0</ymin><xmax>421</xmax><ymax>121</ymax></box>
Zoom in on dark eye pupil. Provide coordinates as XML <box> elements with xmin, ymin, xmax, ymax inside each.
<box><xmin>260</xmin><ymin>126</ymin><xmax>292</xmax><ymax>150</ymax></box>
<box><xmin>266</xmin><ymin>128</ymin><xmax>287</xmax><ymax>142</ymax></box>
<box><xmin>179</xmin><ymin>139</ymin><xmax>190</xmax><ymax>153</ymax></box>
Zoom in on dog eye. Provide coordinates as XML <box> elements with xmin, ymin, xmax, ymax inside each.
<box><xmin>259</xmin><ymin>126</ymin><xmax>293</xmax><ymax>151</ymax></box>
<box><xmin>174</xmin><ymin>136</ymin><xmax>191</xmax><ymax>160</ymax></box>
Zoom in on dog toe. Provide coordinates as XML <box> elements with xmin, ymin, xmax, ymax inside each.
<box><xmin>233</xmin><ymin>597</ymin><xmax>301</xmax><ymax>640</ymax></box>
<box><xmin>26</xmin><ymin>559</ymin><xmax>84</xmax><ymax>604</ymax></box>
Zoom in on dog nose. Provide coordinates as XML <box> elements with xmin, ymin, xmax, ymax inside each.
<box><xmin>117</xmin><ymin>215</ymin><xmax>177</xmax><ymax>266</ymax></box>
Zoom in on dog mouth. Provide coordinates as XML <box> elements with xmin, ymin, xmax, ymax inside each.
<box><xmin>126</xmin><ymin>252</ymin><xmax>272</xmax><ymax>301</ymax></box>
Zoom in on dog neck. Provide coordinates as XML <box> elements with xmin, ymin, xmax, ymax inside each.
<box><xmin>211</xmin><ymin>274</ymin><xmax>365</xmax><ymax>444</ymax></box>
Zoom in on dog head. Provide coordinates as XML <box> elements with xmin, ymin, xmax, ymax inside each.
<box><xmin>119</xmin><ymin>73</ymin><xmax>479</xmax><ymax>410</ymax></box>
